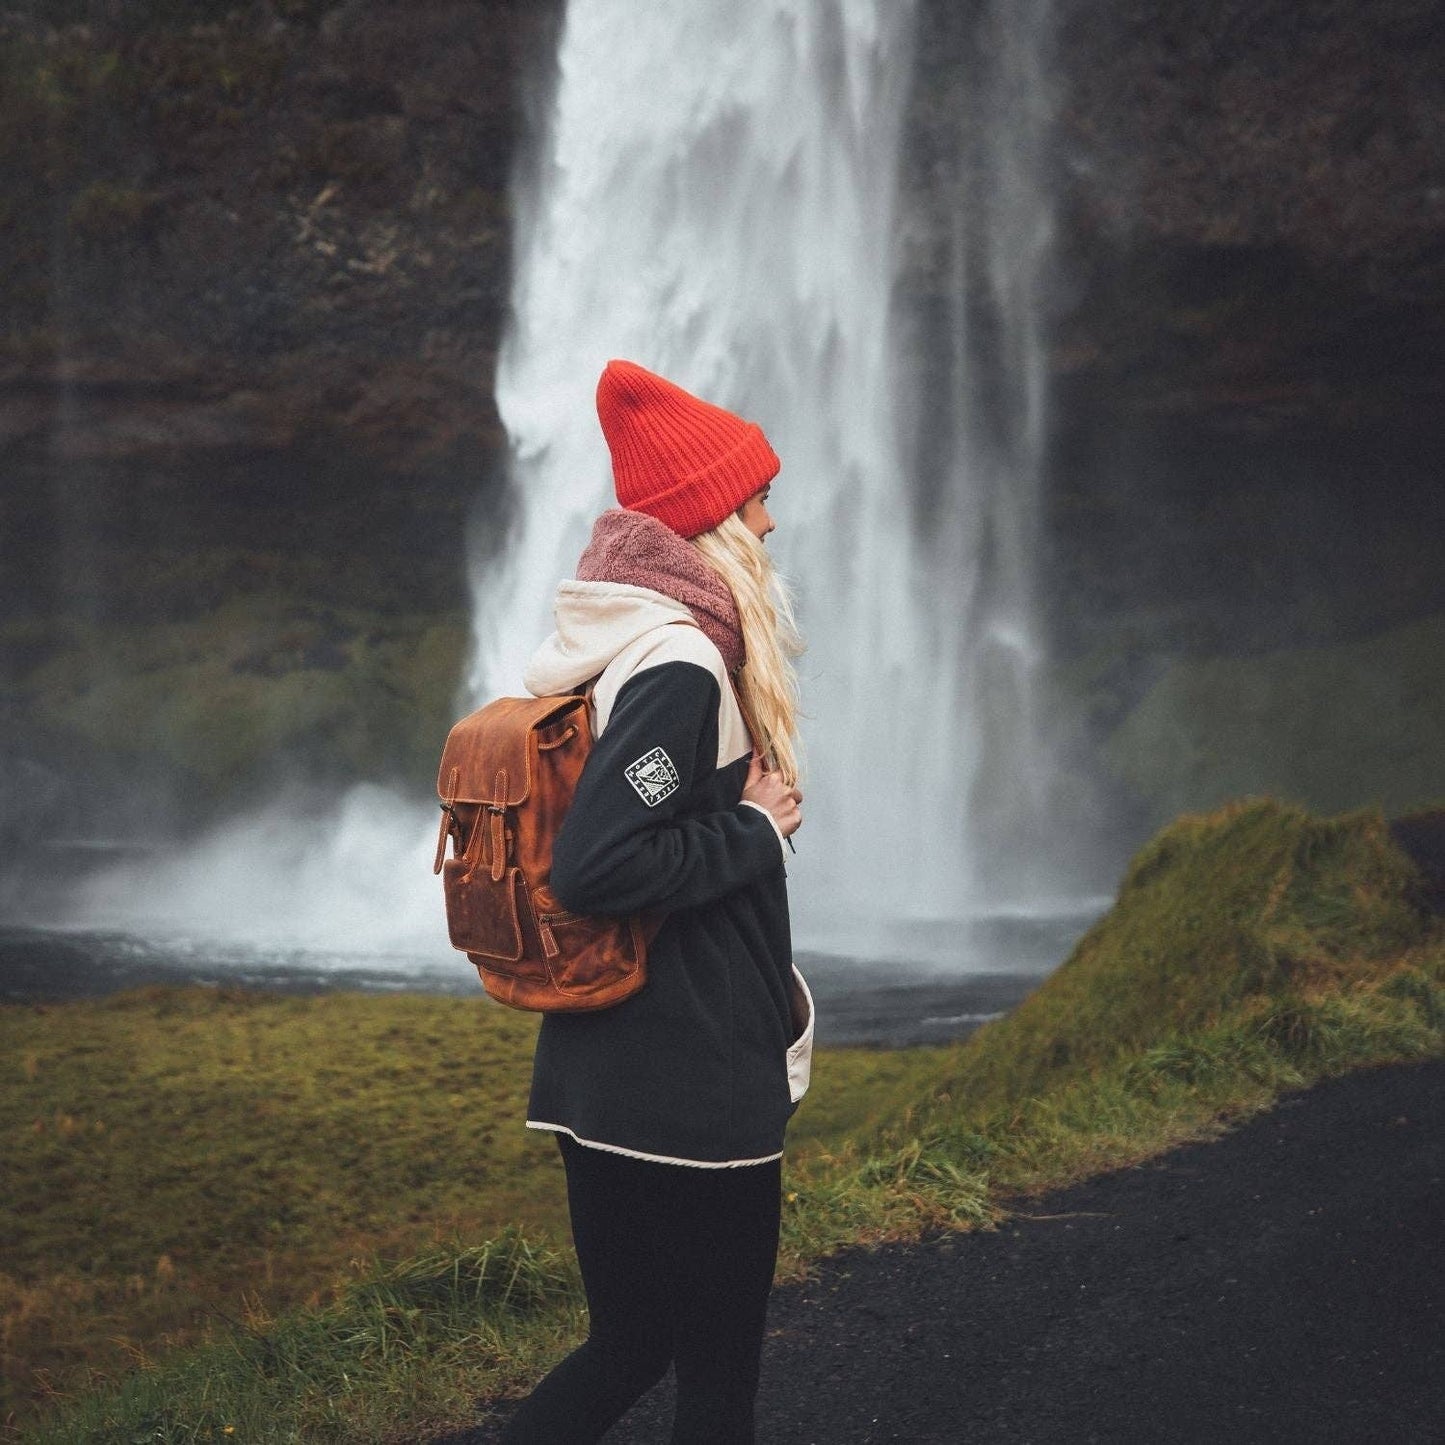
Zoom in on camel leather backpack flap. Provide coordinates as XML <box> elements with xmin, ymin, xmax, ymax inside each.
<box><xmin>433</xmin><ymin>688</ymin><xmax>659</xmax><ymax>1012</ymax></box>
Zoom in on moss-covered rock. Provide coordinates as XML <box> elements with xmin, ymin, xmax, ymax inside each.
<box><xmin>5</xmin><ymin>599</ymin><xmax>469</xmax><ymax>815</ymax></box>
<box><xmin>1102</xmin><ymin>614</ymin><xmax>1445</xmax><ymax>826</ymax></box>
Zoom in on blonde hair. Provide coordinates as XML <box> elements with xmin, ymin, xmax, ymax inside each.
<box><xmin>690</xmin><ymin>512</ymin><xmax>805</xmax><ymax>787</ymax></box>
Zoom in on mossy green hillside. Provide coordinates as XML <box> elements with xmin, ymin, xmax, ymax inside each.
<box><xmin>9</xmin><ymin>797</ymin><xmax>1445</xmax><ymax>1443</ymax></box>
<box><xmin>770</xmin><ymin>798</ymin><xmax>1444</xmax><ymax>1266</ymax></box>
<box><xmin>1104</xmin><ymin>613</ymin><xmax>1445</xmax><ymax>826</ymax></box>
<box><xmin>1</xmin><ymin>990</ymin><xmax>537</xmax><ymax>1423</ymax></box>
<box><xmin>5</xmin><ymin>598</ymin><xmax>468</xmax><ymax>804</ymax></box>
<box><xmin>939</xmin><ymin>795</ymin><xmax>1427</xmax><ymax>1106</ymax></box>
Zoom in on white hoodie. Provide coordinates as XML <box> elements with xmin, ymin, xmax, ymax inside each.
<box><xmin>525</xmin><ymin>579</ymin><xmax>752</xmax><ymax>765</ymax></box>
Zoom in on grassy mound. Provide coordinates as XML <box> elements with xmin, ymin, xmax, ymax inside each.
<box><xmin>783</xmin><ymin>797</ymin><xmax>1444</xmax><ymax>1252</ymax></box>
<box><xmin>9</xmin><ymin>798</ymin><xmax>1443</xmax><ymax>1443</ymax></box>
<box><xmin>954</xmin><ymin>795</ymin><xmax>1425</xmax><ymax>1102</ymax></box>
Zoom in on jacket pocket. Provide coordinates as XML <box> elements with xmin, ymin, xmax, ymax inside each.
<box><xmin>785</xmin><ymin>965</ymin><xmax>815</xmax><ymax>1104</ymax></box>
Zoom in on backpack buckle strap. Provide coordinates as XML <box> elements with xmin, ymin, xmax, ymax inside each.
<box><xmin>434</xmin><ymin>766</ymin><xmax>461</xmax><ymax>875</ymax></box>
<box><xmin>433</xmin><ymin>805</ymin><xmax>453</xmax><ymax>875</ymax></box>
<box><xmin>488</xmin><ymin>768</ymin><xmax>509</xmax><ymax>881</ymax></box>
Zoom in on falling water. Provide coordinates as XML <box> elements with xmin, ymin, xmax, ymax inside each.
<box><xmin>920</xmin><ymin>0</ymin><xmax>1063</xmax><ymax>904</ymax></box>
<box><xmin>474</xmin><ymin>0</ymin><xmax>1084</xmax><ymax>961</ymax></box>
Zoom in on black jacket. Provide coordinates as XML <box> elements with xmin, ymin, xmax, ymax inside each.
<box><xmin>521</xmin><ymin>581</ymin><xmax>813</xmax><ymax>1166</ymax></box>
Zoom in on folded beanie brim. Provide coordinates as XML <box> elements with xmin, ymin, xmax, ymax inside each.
<box><xmin>625</xmin><ymin>423</ymin><xmax>779</xmax><ymax>538</ymax></box>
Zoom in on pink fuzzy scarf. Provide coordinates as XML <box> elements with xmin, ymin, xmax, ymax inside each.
<box><xmin>576</xmin><ymin>509</ymin><xmax>745</xmax><ymax>673</ymax></box>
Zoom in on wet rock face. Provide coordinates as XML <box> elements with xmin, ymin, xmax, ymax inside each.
<box><xmin>1052</xmin><ymin>1</ymin><xmax>1444</xmax><ymax>677</ymax></box>
<box><xmin>906</xmin><ymin>0</ymin><xmax>1444</xmax><ymax>299</ymax></box>
<box><xmin>0</xmin><ymin>0</ymin><xmax>562</xmax><ymax>493</ymax></box>
<box><xmin>1057</xmin><ymin>0</ymin><xmax>1445</xmax><ymax>302</ymax></box>
<box><xmin>1044</xmin><ymin>0</ymin><xmax>1445</xmax><ymax>487</ymax></box>
<box><xmin>0</xmin><ymin>1</ymin><xmax>564</xmax><ymax>833</ymax></box>
<box><xmin>904</xmin><ymin>0</ymin><xmax>1445</xmax><ymax>659</ymax></box>
<box><xmin>899</xmin><ymin>0</ymin><xmax>1445</xmax><ymax>840</ymax></box>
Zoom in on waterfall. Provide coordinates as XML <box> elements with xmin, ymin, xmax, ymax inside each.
<box><xmin>474</xmin><ymin>0</ymin><xmax>1074</xmax><ymax>961</ymax></box>
<box><xmin>49</xmin><ymin>0</ymin><xmax>1094</xmax><ymax>977</ymax></box>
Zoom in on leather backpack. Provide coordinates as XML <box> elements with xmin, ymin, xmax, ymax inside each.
<box><xmin>433</xmin><ymin>689</ymin><xmax>657</xmax><ymax>1011</ymax></box>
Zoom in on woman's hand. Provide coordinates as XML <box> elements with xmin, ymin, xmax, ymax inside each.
<box><xmin>742</xmin><ymin>752</ymin><xmax>803</xmax><ymax>838</ymax></box>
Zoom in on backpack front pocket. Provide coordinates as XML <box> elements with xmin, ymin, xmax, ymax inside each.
<box><xmin>443</xmin><ymin>859</ymin><xmax>526</xmax><ymax>961</ymax></box>
<box><xmin>535</xmin><ymin>909</ymin><xmax>646</xmax><ymax>1008</ymax></box>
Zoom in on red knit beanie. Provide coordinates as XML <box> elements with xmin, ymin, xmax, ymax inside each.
<box><xmin>595</xmin><ymin>359</ymin><xmax>780</xmax><ymax>539</ymax></box>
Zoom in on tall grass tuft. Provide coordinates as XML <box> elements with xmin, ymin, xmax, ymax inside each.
<box><xmin>27</xmin><ymin>1234</ymin><xmax>582</xmax><ymax>1445</ymax></box>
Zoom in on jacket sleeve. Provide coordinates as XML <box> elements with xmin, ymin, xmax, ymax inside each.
<box><xmin>548</xmin><ymin>659</ymin><xmax>783</xmax><ymax>916</ymax></box>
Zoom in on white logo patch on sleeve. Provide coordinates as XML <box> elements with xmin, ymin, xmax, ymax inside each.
<box><xmin>624</xmin><ymin>746</ymin><xmax>681</xmax><ymax>807</ymax></box>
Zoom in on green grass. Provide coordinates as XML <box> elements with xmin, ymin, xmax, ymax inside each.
<box><xmin>6</xmin><ymin>796</ymin><xmax>1443</xmax><ymax>1442</ymax></box>
<box><xmin>0</xmin><ymin>986</ymin><xmax>932</xmax><ymax>1436</ymax></box>
<box><xmin>0</xmin><ymin>992</ymin><xmax>548</xmax><ymax>1423</ymax></box>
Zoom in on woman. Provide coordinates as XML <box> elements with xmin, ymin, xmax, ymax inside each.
<box><xmin>499</xmin><ymin>359</ymin><xmax>813</xmax><ymax>1444</ymax></box>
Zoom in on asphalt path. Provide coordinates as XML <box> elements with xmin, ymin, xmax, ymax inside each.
<box><xmin>443</xmin><ymin>1056</ymin><xmax>1444</xmax><ymax>1444</ymax></box>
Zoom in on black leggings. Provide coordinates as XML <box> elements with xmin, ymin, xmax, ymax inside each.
<box><xmin>499</xmin><ymin>1133</ymin><xmax>782</xmax><ymax>1444</ymax></box>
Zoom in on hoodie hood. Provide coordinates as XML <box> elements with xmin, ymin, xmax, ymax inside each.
<box><xmin>524</xmin><ymin>581</ymin><xmax>699</xmax><ymax>697</ymax></box>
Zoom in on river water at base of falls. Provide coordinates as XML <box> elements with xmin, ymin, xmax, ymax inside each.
<box><xmin>0</xmin><ymin>905</ymin><xmax>1102</xmax><ymax>1049</ymax></box>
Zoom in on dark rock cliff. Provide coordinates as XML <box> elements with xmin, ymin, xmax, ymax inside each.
<box><xmin>0</xmin><ymin>0</ymin><xmax>564</xmax><ymax>843</ymax></box>
<box><xmin>903</xmin><ymin>0</ymin><xmax>1445</xmax><ymax>839</ymax></box>
<box><xmin>1</xmin><ymin>0</ymin><xmax>1441</xmax><ymax>856</ymax></box>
